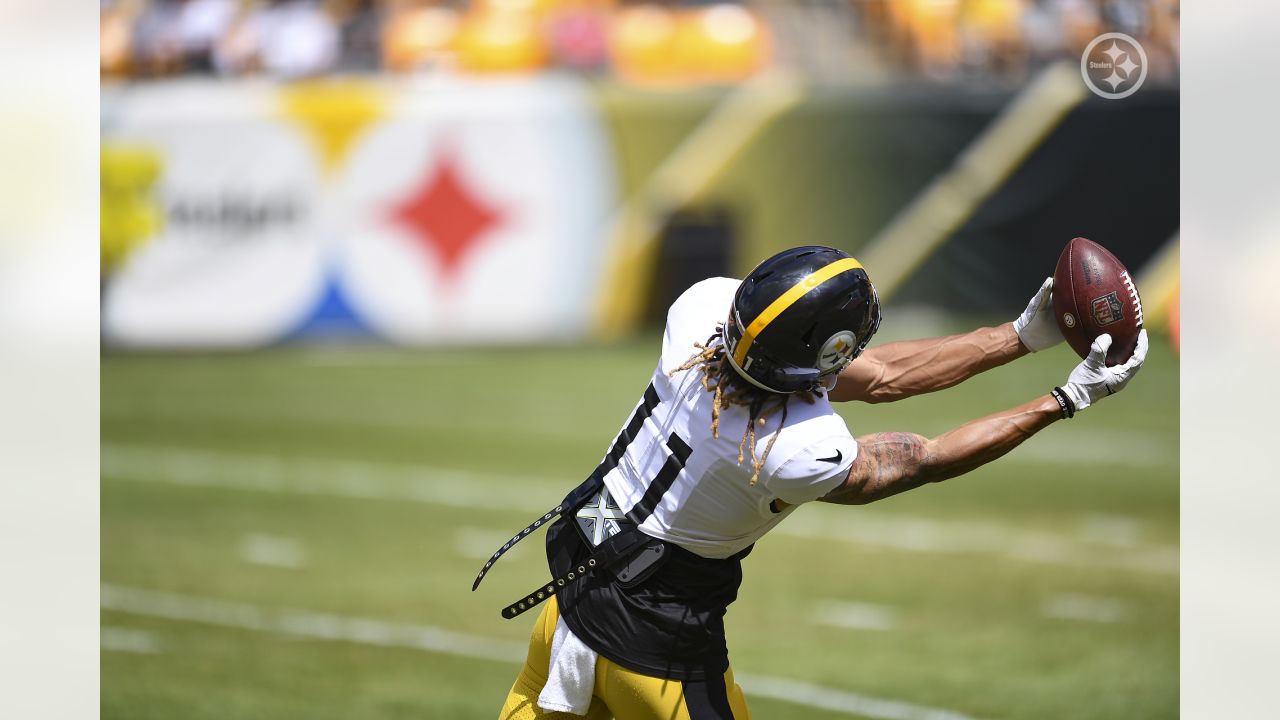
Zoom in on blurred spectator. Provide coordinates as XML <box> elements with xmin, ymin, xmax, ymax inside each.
<box><xmin>1144</xmin><ymin>0</ymin><xmax>1178</xmax><ymax>78</ymax></box>
<box><xmin>1102</xmin><ymin>0</ymin><xmax>1147</xmax><ymax>36</ymax></box>
<box><xmin>122</xmin><ymin>0</ymin><xmax>236</xmax><ymax>75</ymax></box>
<box><xmin>610</xmin><ymin>4</ymin><xmax>678</xmax><ymax>83</ymax></box>
<box><xmin>1055</xmin><ymin>0</ymin><xmax>1104</xmax><ymax>52</ymax></box>
<box><xmin>610</xmin><ymin>3</ymin><xmax>770</xmax><ymax>86</ymax></box>
<box><xmin>102</xmin><ymin>0</ymin><xmax>144</xmax><ymax>78</ymax></box>
<box><xmin>101</xmin><ymin>0</ymin><xmax>1178</xmax><ymax>86</ymax></box>
<box><xmin>381</xmin><ymin>1</ymin><xmax>461</xmax><ymax>72</ymax></box>
<box><xmin>176</xmin><ymin>0</ymin><xmax>239</xmax><ymax>72</ymax></box>
<box><xmin>454</xmin><ymin>5</ymin><xmax>552</xmax><ymax>74</ymax></box>
<box><xmin>214</xmin><ymin>11</ymin><xmax>260</xmax><ymax>74</ymax></box>
<box><xmin>333</xmin><ymin>0</ymin><xmax>384</xmax><ymax>71</ymax></box>
<box><xmin>130</xmin><ymin>0</ymin><xmax>185</xmax><ymax>76</ymax></box>
<box><xmin>548</xmin><ymin>1</ymin><xmax>611</xmax><ymax>72</ymax></box>
<box><xmin>216</xmin><ymin>0</ymin><xmax>339</xmax><ymax>78</ymax></box>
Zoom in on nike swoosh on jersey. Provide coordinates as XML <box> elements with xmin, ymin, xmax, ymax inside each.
<box><xmin>817</xmin><ymin>450</ymin><xmax>843</xmax><ymax>464</ymax></box>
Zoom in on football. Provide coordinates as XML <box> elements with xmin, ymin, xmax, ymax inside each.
<box><xmin>1051</xmin><ymin>237</ymin><xmax>1144</xmax><ymax>365</ymax></box>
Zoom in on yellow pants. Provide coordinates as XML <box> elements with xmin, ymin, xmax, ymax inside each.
<box><xmin>499</xmin><ymin>596</ymin><xmax>751</xmax><ymax>720</ymax></box>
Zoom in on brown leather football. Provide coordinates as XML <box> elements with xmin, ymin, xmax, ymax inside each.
<box><xmin>1052</xmin><ymin>237</ymin><xmax>1144</xmax><ymax>365</ymax></box>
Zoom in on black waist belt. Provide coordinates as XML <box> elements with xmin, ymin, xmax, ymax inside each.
<box><xmin>471</xmin><ymin>383</ymin><xmax>666</xmax><ymax>619</ymax></box>
<box><xmin>470</xmin><ymin>470</ymin><xmax>653</xmax><ymax>619</ymax></box>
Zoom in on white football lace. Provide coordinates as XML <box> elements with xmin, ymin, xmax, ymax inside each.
<box><xmin>1120</xmin><ymin>271</ymin><xmax>1144</xmax><ymax>326</ymax></box>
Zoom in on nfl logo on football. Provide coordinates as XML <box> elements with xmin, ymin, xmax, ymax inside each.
<box><xmin>1091</xmin><ymin>292</ymin><xmax>1124</xmax><ymax>327</ymax></box>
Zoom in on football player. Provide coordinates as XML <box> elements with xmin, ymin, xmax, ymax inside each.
<box><xmin>483</xmin><ymin>246</ymin><xmax>1148</xmax><ymax>719</ymax></box>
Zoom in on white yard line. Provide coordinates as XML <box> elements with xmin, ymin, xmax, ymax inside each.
<box><xmin>297</xmin><ymin>349</ymin><xmax>509</xmax><ymax>367</ymax></box>
<box><xmin>1077</xmin><ymin>514</ymin><xmax>1143</xmax><ymax>548</ymax></box>
<box><xmin>778</xmin><ymin>505</ymin><xmax>1179</xmax><ymax>576</ymax></box>
<box><xmin>242</xmin><ymin>534</ymin><xmax>308</xmax><ymax>569</ymax></box>
<box><xmin>101</xmin><ymin>443</ymin><xmax>1178</xmax><ymax>575</ymax></box>
<box><xmin>1003</xmin><ymin>425</ymin><xmax>1177</xmax><ymax>469</ymax></box>
<box><xmin>812</xmin><ymin>600</ymin><xmax>900</xmax><ymax>631</ymax></box>
<box><xmin>1041</xmin><ymin>593</ymin><xmax>1125</xmax><ymax>623</ymax></box>
<box><xmin>101</xmin><ymin>584</ymin><xmax>982</xmax><ymax>720</ymax></box>
<box><xmin>101</xmin><ymin>626</ymin><xmax>161</xmax><ymax>654</ymax></box>
<box><xmin>736</xmin><ymin>673</ymin><xmax>980</xmax><ymax>720</ymax></box>
<box><xmin>101</xmin><ymin>584</ymin><xmax>525</xmax><ymax>664</ymax></box>
<box><xmin>101</xmin><ymin>444</ymin><xmax>567</xmax><ymax>514</ymax></box>
<box><xmin>100</xmin><ymin>399</ymin><xmax>589</xmax><ymax>443</ymax></box>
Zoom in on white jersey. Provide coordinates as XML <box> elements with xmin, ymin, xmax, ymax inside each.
<box><xmin>600</xmin><ymin>277</ymin><xmax>858</xmax><ymax>559</ymax></box>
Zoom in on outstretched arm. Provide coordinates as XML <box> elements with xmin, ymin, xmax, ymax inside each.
<box><xmin>821</xmin><ymin>330</ymin><xmax>1149</xmax><ymax>506</ymax></box>
<box><xmin>820</xmin><ymin>395</ymin><xmax>1059</xmax><ymax>505</ymax></box>
<box><xmin>829</xmin><ymin>277</ymin><xmax>1062</xmax><ymax>404</ymax></box>
<box><xmin>828</xmin><ymin>323</ymin><xmax>1027</xmax><ymax>403</ymax></box>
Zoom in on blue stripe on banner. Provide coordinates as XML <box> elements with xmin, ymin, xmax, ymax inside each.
<box><xmin>287</xmin><ymin>274</ymin><xmax>373</xmax><ymax>340</ymax></box>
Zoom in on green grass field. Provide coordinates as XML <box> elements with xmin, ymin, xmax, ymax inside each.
<box><xmin>101</xmin><ymin>325</ymin><xmax>1178</xmax><ymax>720</ymax></box>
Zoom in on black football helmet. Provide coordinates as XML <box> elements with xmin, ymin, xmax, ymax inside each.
<box><xmin>722</xmin><ymin>246</ymin><xmax>880</xmax><ymax>394</ymax></box>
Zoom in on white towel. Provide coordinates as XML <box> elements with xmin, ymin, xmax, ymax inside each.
<box><xmin>537</xmin><ymin>617</ymin><xmax>598</xmax><ymax>715</ymax></box>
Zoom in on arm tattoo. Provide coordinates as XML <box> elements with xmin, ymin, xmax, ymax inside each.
<box><xmin>821</xmin><ymin>395</ymin><xmax>1062</xmax><ymax>505</ymax></box>
<box><xmin>823</xmin><ymin>432</ymin><xmax>934</xmax><ymax>505</ymax></box>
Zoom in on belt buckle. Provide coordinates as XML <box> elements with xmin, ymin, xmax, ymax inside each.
<box><xmin>575</xmin><ymin>486</ymin><xmax>634</xmax><ymax>547</ymax></box>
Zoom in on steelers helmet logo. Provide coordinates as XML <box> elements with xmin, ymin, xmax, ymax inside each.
<box><xmin>1063</xmin><ymin>312</ymin><xmax>1077</xmax><ymax>329</ymax></box>
<box><xmin>817</xmin><ymin>331</ymin><xmax>858</xmax><ymax>372</ymax></box>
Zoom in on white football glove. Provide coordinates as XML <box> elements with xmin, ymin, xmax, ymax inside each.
<box><xmin>1054</xmin><ymin>331</ymin><xmax>1148</xmax><ymax>415</ymax></box>
<box><xmin>1013</xmin><ymin>277</ymin><xmax>1064</xmax><ymax>352</ymax></box>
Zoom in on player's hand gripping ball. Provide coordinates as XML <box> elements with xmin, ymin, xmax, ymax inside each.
<box><xmin>1051</xmin><ymin>237</ymin><xmax>1144</xmax><ymax>365</ymax></box>
<box><xmin>1013</xmin><ymin>276</ymin><xmax>1064</xmax><ymax>352</ymax></box>
<box><xmin>1060</xmin><ymin>330</ymin><xmax>1149</xmax><ymax>412</ymax></box>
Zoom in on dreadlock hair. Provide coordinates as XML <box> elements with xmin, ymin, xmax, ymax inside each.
<box><xmin>669</xmin><ymin>326</ymin><xmax>817</xmax><ymax>486</ymax></box>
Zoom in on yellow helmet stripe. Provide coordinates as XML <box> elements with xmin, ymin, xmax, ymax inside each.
<box><xmin>732</xmin><ymin>257</ymin><xmax>864</xmax><ymax>366</ymax></box>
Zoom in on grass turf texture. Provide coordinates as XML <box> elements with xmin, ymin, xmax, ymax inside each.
<box><xmin>102</xmin><ymin>325</ymin><xmax>1178</xmax><ymax>720</ymax></box>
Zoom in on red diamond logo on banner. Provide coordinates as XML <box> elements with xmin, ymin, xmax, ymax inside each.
<box><xmin>388</xmin><ymin>148</ymin><xmax>503</xmax><ymax>283</ymax></box>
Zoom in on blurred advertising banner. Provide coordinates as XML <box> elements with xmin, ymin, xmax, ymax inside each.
<box><xmin>101</xmin><ymin>77</ymin><xmax>615</xmax><ymax>347</ymax></box>
<box><xmin>102</xmin><ymin>73</ymin><xmax>1177</xmax><ymax>348</ymax></box>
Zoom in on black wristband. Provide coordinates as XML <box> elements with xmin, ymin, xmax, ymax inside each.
<box><xmin>1050</xmin><ymin>387</ymin><xmax>1075</xmax><ymax>419</ymax></box>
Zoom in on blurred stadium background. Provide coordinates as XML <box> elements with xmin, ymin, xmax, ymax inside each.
<box><xmin>100</xmin><ymin>1</ymin><xmax>1179</xmax><ymax>718</ymax></box>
